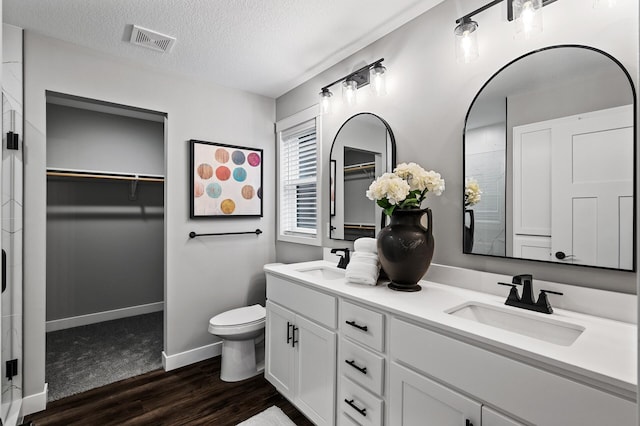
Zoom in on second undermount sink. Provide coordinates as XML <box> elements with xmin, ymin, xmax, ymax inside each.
<box><xmin>297</xmin><ymin>265</ymin><xmax>345</xmax><ymax>280</ymax></box>
<box><xmin>446</xmin><ymin>302</ymin><xmax>585</xmax><ymax>346</ymax></box>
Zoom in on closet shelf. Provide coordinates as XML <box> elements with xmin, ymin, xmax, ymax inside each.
<box><xmin>46</xmin><ymin>168</ymin><xmax>164</xmax><ymax>183</ymax></box>
<box><xmin>344</xmin><ymin>162</ymin><xmax>375</xmax><ymax>173</ymax></box>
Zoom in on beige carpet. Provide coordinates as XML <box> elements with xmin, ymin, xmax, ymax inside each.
<box><xmin>237</xmin><ymin>406</ymin><xmax>296</xmax><ymax>426</ymax></box>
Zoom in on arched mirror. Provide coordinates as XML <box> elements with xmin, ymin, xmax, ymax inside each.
<box><xmin>330</xmin><ymin>113</ymin><xmax>396</xmax><ymax>241</ymax></box>
<box><xmin>463</xmin><ymin>45</ymin><xmax>636</xmax><ymax>271</ymax></box>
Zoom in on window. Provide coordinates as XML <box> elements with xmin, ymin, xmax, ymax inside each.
<box><xmin>276</xmin><ymin>106</ymin><xmax>321</xmax><ymax>245</ymax></box>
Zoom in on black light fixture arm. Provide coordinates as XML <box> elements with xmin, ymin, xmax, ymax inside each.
<box><xmin>455</xmin><ymin>0</ymin><xmax>558</xmax><ymax>24</ymax></box>
<box><xmin>321</xmin><ymin>58</ymin><xmax>384</xmax><ymax>91</ymax></box>
<box><xmin>455</xmin><ymin>0</ymin><xmax>503</xmax><ymax>24</ymax></box>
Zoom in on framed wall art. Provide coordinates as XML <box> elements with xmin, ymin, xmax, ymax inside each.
<box><xmin>190</xmin><ymin>140</ymin><xmax>263</xmax><ymax>218</ymax></box>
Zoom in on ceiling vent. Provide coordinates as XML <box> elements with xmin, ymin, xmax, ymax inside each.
<box><xmin>130</xmin><ymin>25</ymin><xmax>175</xmax><ymax>53</ymax></box>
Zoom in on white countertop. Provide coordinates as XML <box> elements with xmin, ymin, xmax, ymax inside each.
<box><xmin>264</xmin><ymin>260</ymin><xmax>637</xmax><ymax>400</ymax></box>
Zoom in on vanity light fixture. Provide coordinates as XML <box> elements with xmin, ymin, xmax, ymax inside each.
<box><xmin>454</xmin><ymin>17</ymin><xmax>480</xmax><ymax>64</ymax></box>
<box><xmin>455</xmin><ymin>0</ymin><xmax>557</xmax><ymax>63</ymax></box>
<box><xmin>319</xmin><ymin>88</ymin><xmax>333</xmax><ymax>114</ymax></box>
<box><xmin>318</xmin><ymin>58</ymin><xmax>386</xmax><ymax>114</ymax></box>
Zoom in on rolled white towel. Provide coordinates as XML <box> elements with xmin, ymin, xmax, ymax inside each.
<box><xmin>351</xmin><ymin>252</ymin><xmax>379</xmax><ymax>265</ymax></box>
<box><xmin>345</xmin><ymin>256</ymin><xmax>380</xmax><ymax>286</ymax></box>
<box><xmin>354</xmin><ymin>237</ymin><xmax>378</xmax><ymax>254</ymax></box>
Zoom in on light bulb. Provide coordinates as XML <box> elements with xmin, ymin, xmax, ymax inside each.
<box><xmin>513</xmin><ymin>0</ymin><xmax>542</xmax><ymax>39</ymax></box>
<box><xmin>342</xmin><ymin>79</ymin><xmax>358</xmax><ymax>106</ymax></box>
<box><xmin>319</xmin><ymin>88</ymin><xmax>332</xmax><ymax>114</ymax></box>
<box><xmin>370</xmin><ymin>63</ymin><xmax>387</xmax><ymax>96</ymax></box>
<box><xmin>454</xmin><ymin>19</ymin><xmax>479</xmax><ymax>64</ymax></box>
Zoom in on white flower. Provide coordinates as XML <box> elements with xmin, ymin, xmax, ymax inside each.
<box><xmin>465</xmin><ymin>177</ymin><xmax>482</xmax><ymax>207</ymax></box>
<box><xmin>366</xmin><ymin>173</ymin><xmax>410</xmax><ymax>205</ymax></box>
<box><xmin>424</xmin><ymin>170</ymin><xmax>445</xmax><ymax>196</ymax></box>
<box><xmin>393</xmin><ymin>162</ymin><xmax>445</xmax><ymax>196</ymax></box>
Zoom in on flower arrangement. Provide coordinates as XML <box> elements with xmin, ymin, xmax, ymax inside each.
<box><xmin>464</xmin><ymin>177</ymin><xmax>482</xmax><ymax>207</ymax></box>
<box><xmin>366</xmin><ymin>162</ymin><xmax>445</xmax><ymax>216</ymax></box>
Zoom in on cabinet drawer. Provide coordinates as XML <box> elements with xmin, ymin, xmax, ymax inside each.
<box><xmin>390</xmin><ymin>318</ymin><xmax>636</xmax><ymax>426</ymax></box>
<box><xmin>340</xmin><ymin>300</ymin><xmax>384</xmax><ymax>352</ymax></box>
<box><xmin>340</xmin><ymin>338</ymin><xmax>385</xmax><ymax>396</ymax></box>
<box><xmin>340</xmin><ymin>377</ymin><xmax>384</xmax><ymax>426</ymax></box>
<box><xmin>266</xmin><ymin>274</ymin><xmax>337</xmax><ymax>329</ymax></box>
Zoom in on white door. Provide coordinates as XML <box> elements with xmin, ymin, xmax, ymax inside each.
<box><xmin>295</xmin><ymin>314</ymin><xmax>336</xmax><ymax>426</ymax></box>
<box><xmin>265</xmin><ymin>301</ymin><xmax>295</xmax><ymax>397</ymax></box>
<box><xmin>482</xmin><ymin>406</ymin><xmax>525</xmax><ymax>426</ymax></box>
<box><xmin>389</xmin><ymin>362</ymin><xmax>481</xmax><ymax>426</ymax></box>
<box><xmin>551</xmin><ymin>105</ymin><xmax>633</xmax><ymax>269</ymax></box>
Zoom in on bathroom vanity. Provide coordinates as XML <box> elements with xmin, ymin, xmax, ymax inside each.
<box><xmin>263</xmin><ymin>261</ymin><xmax>637</xmax><ymax>426</ymax></box>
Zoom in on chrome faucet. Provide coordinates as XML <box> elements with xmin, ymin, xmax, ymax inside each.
<box><xmin>330</xmin><ymin>248</ymin><xmax>350</xmax><ymax>269</ymax></box>
<box><xmin>498</xmin><ymin>274</ymin><xmax>563</xmax><ymax>314</ymax></box>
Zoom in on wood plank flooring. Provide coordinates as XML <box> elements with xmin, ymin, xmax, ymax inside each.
<box><xmin>26</xmin><ymin>356</ymin><xmax>315</xmax><ymax>426</ymax></box>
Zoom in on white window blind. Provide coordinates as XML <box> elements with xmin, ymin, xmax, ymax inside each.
<box><xmin>280</xmin><ymin>118</ymin><xmax>318</xmax><ymax>238</ymax></box>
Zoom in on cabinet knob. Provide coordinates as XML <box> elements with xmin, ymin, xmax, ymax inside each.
<box><xmin>345</xmin><ymin>320</ymin><xmax>368</xmax><ymax>332</ymax></box>
<box><xmin>345</xmin><ymin>359</ymin><xmax>367</xmax><ymax>375</ymax></box>
<box><xmin>555</xmin><ymin>251</ymin><xmax>575</xmax><ymax>260</ymax></box>
<box><xmin>344</xmin><ymin>398</ymin><xmax>367</xmax><ymax>417</ymax></box>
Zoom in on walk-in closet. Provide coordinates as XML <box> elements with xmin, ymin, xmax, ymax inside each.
<box><xmin>45</xmin><ymin>93</ymin><xmax>165</xmax><ymax>401</ymax></box>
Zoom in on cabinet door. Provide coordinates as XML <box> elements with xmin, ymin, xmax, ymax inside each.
<box><xmin>265</xmin><ymin>301</ymin><xmax>295</xmax><ymax>397</ymax></box>
<box><xmin>482</xmin><ymin>407</ymin><xmax>524</xmax><ymax>426</ymax></box>
<box><xmin>295</xmin><ymin>314</ymin><xmax>337</xmax><ymax>426</ymax></box>
<box><xmin>390</xmin><ymin>362</ymin><xmax>481</xmax><ymax>426</ymax></box>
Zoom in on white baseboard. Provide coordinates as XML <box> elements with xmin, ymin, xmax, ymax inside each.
<box><xmin>22</xmin><ymin>382</ymin><xmax>48</xmax><ymax>416</ymax></box>
<box><xmin>162</xmin><ymin>342</ymin><xmax>222</xmax><ymax>371</ymax></box>
<box><xmin>46</xmin><ymin>302</ymin><xmax>164</xmax><ymax>332</ymax></box>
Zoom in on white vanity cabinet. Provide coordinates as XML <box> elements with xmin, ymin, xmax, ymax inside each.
<box><xmin>265</xmin><ymin>276</ymin><xmax>338</xmax><ymax>426</ymax></box>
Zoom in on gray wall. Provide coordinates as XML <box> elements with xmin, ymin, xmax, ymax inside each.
<box><xmin>275</xmin><ymin>0</ymin><xmax>638</xmax><ymax>292</ymax></box>
<box><xmin>46</xmin><ymin>104</ymin><xmax>164</xmax><ymax>321</ymax></box>
<box><xmin>23</xmin><ymin>32</ymin><xmax>276</xmax><ymax>399</ymax></box>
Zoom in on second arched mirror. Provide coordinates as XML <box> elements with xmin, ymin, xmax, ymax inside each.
<box><xmin>329</xmin><ymin>113</ymin><xmax>396</xmax><ymax>241</ymax></box>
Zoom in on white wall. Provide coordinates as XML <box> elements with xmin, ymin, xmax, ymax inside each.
<box><xmin>23</xmin><ymin>33</ymin><xmax>276</xmax><ymax>402</ymax></box>
<box><xmin>276</xmin><ymin>0</ymin><xmax>638</xmax><ymax>292</ymax></box>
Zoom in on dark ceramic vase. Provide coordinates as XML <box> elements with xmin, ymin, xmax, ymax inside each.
<box><xmin>463</xmin><ymin>209</ymin><xmax>475</xmax><ymax>253</ymax></box>
<box><xmin>377</xmin><ymin>208</ymin><xmax>434</xmax><ymax>292</ymax></box>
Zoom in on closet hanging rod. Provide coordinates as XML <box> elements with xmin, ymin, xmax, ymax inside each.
<box><xmin>189</xmin><ymin>229</ymin><xmax>263</xmax><ymax>239</ymax></box>
<box><xmin>47</xmin><ymin>169</ymin><xmax>164</xmax><ymax>183</ymax></box>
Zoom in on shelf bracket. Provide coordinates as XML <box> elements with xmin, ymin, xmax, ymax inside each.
<box><xmin>129</xmin><ymin>175</ymin><xmax>139</xmax><ymax>201</ymax></box>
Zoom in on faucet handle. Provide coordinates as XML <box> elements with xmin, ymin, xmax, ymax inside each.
<box><xmin>497</xmin><ymin>282</ymin><xmax>521</xmax><ymax>303</ymax></box>
<box><xmin>535</xmin><ymin>289</ymin><xmax>563</xmax><ymax>314</ymax></box>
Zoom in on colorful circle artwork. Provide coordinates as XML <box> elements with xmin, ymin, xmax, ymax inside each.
<box><xmin>220</xmin><ymin>199</ymin><xmax>236</xmax><ymax>214</ymax></box>
<box><xmin>241</xmin><ymin>185</ymin><xmax>254</xmax><ymax>200</ymax></box>
<box><xmin>216</xmin><ymin>166</ymin><xmax>231</xmax><ymax>181</ymax></box>
<box><xmin>197</xmin><ymin>163</ymin><xmax>213</xmax><ymax>179</ymax></box>
<box><xmin>247</xmin><ymin>152</ymin><xmax>261</xmax><ymax>167</ymax></box>
<box><xmin>206</xmin><ymin>182</ymin><xmax>222</xmax><ymax>198</ymax></box>
<box><xmin>194</xmin><ymin>181</ymin><xmax>205</xmax><ymax>197</ymax></box>
<box><xmin>233</xmin><ymin>167</ymin><xmax>247</xmax><ymax>182</ymax></box>
<box><xmin>232</xmin><ymin>150</ymin><xmax>246</xmax><ymax>165</ymax></box>
<box><xmin>215</xmin><ymin>148</ymin><xmax>230</xmax><ymax>163</ymax></box>
<box><xmin>257</xmin><ymin>187</ymin><xmax>262</xmax><ymax>199</ymax></box>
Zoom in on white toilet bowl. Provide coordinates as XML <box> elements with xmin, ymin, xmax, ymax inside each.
<box><xmin>208</xmin><ymin>304</ymin><xmax>266</xmax><ymax>382</ymax></box>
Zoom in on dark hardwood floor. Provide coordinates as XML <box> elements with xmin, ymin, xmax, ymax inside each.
<box><xmin>26</xmin><ymin>357</ymin><xmax>314</xmax><ymax>426</ymax></box>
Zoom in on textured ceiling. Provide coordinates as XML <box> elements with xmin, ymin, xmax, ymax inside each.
<box><xmin>4</xmin><ymin>0</ymin><xmax>445</xmax><ymax>98</ymax></box>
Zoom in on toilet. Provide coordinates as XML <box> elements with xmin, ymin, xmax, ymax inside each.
<box><xmin>208</xmin><ymin>304</ymin><xmax>266</xmax><ymax>382</ymax></box>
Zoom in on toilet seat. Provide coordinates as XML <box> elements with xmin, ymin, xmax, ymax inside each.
<box><xmin>208</xmin><ymin>304</ymin><xmax>266</xmax><ymax>336</ymax></box>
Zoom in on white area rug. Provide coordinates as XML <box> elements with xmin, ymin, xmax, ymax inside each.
<box><xmin>237</xmin><ymin>406</ymin><xmax>296</xmax><ymax>426</ymax></box>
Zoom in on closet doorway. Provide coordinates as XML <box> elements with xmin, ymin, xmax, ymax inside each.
<box><xmin>44</xmin><ymin>92</ymin><xmax>166</xmax><ymax>401</ymax></box>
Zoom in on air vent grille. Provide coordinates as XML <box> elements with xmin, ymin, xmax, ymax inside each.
<box><xmin>130</xmin><ymin>25</ymin><xmax>175</xmax><ymax>53</ymax></box>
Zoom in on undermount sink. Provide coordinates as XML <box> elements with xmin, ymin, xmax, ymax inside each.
<box><xmin>297</xmin><ymin>265</ymin><xmax>345</xmax><ymax>280</ymax></box>
<box><xmin>446</xmin><ymin>302</ymin><xmax>585</xmax><ymax>346</ymax></box>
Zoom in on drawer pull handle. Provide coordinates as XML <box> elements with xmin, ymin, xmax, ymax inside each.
<box><xmin>286</xmin><ymin>322</ymin><xmax>292</xmax><ymax>344</ymax></box>
<box><xmin>344</xmin><ymin>398</ymin><xmax>367</xmax><ymax>417</ymax></box>
<box><xmin>345</xmin><ymin>320</ymin><xmax>368</xmax><ymax>332</ymax></box>
<box><xmin>345</xmin><ymin>359</ymin><xmax>367</xmax><ymax>375</ymax></box>
<box><xmin>292</xmin><ymin>326</ymin><xmax>299</xmax><ymax>348</ymax></box>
